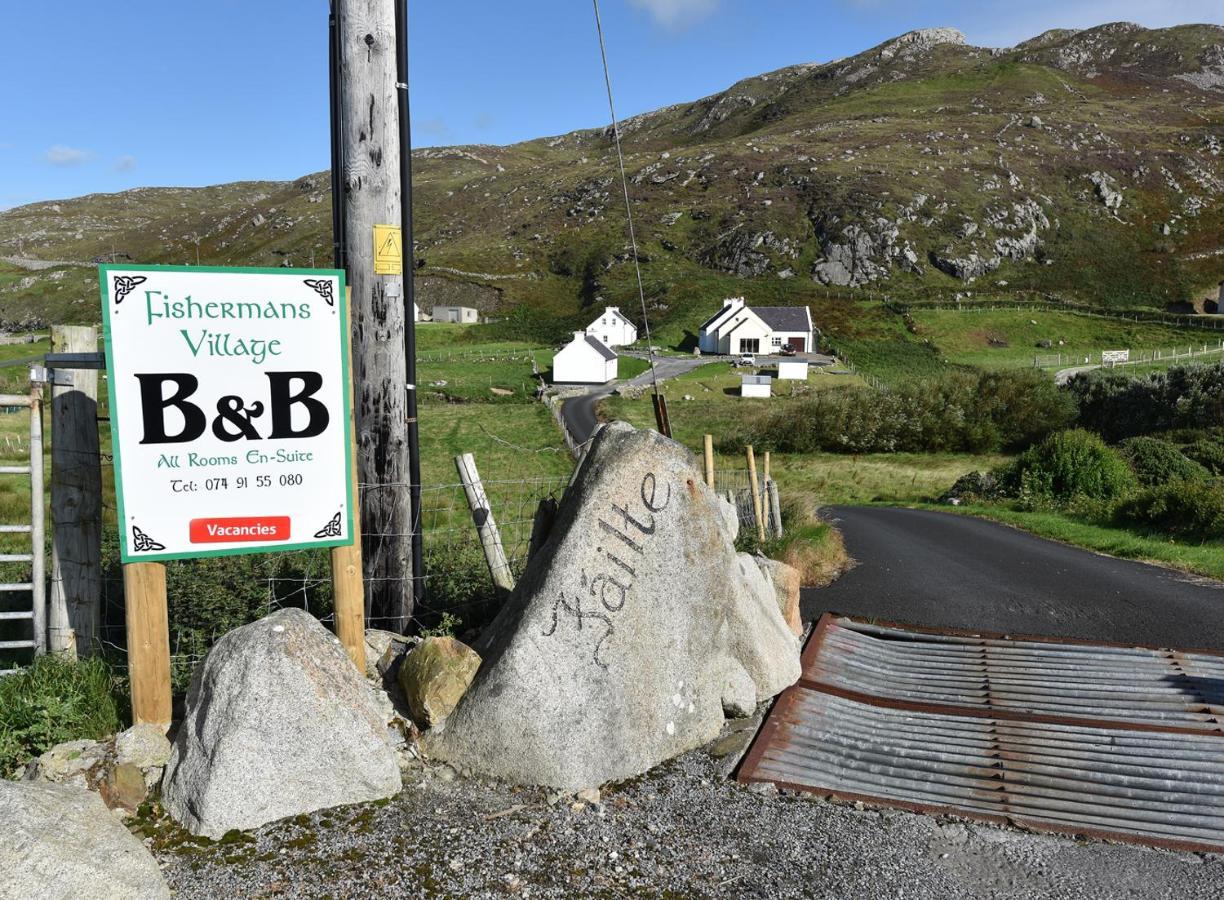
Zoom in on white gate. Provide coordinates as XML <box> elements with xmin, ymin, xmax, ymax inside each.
<box><xmin>0</xmin><ymin>386</ymin><xmax>46</xmax><ymax>674</ymax></box>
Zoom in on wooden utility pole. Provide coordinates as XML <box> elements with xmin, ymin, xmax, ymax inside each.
<box><xmin>336</xmin><ymin>0</ymin><xmax>413</xmax><ymax>627</ymax></box>
<box><xmin>48</xmin><ymin>326</ymin><xmax>102</xmax><ymax>658</ymax></box>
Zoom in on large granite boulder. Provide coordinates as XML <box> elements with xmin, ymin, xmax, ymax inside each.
<box><xmin>0</xmin><ymin>780</ymin><xmax>169</xmax><ymax>899</ymax></box>
<box><xmin>424</xmin><ymin>423</ymin><xmax>800</xmax><ymax>790</ymax></box>
<box><xmin>162</xmin><ymin>608</ymin><xmax>401</xmax><ymax>838</ymax></box>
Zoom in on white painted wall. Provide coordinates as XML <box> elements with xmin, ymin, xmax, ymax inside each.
<box><xmin>777</xmin><ymin>361</ymin><xmax>809</xmax><ymax>380</ymax></box>
<box><xmin>741</xmin><ymin>375</ymin><xmax>772</xmax><ymax>398</ymax></box>
<box><xmin>432</xmin><ymin>306</ymin><xmax>479</xmax><ymax>323</ymax></box>
<box><xmin>722</xmin><ymin>312</ymin><xmax>773</xmax><ymax>356</ymax></box>
<box><xmin>699</xmin><ymin>298</ymin><xmax>746</xmax><ymax>353</ymax></box>
<box><xmin>553</xmin><ymin>333</ymin><xmax>618</xmax><ymax>384</ymax></box>
<box><xmin>585</xmin><ymin>307</ymin><xmax>638</xmax><ymax>347</ymax></box>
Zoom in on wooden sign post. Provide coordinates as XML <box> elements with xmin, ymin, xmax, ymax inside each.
<box><xmin>123</xmin><ymin>562</ymin><xmax>171</xmax><ymax>728</ymax></box>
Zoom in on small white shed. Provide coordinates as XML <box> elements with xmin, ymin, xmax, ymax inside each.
<box><xmin>741</xmin><ymin>374</ymin><xmax>772</xmax><ymax>398</ymax></box>
<box><xmin>777</xmin><ymin>360</ymin><xmax>809</xmax><ymax>381</ymax></box>
<box><xmin>432</xmin><ymin>305</ymin><xmax>479</xmax><ymax>324</ymax></box>
<box><xmin>553</xmin><ymin>332</ymin><xmax>618</xmax><ymax>384</ymax></box>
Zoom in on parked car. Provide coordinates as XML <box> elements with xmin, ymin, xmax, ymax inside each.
<box><xmin>779</xmin><ymin>345</ymin><xmax>797</xmax><ymax>357</ymax></box>
<box><xmin>735</xmin><ymin>353</ymin><xmax>756</xmax><ymax>367</ymax></box>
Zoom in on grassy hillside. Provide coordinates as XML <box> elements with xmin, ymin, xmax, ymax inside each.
<box><xmin>1</xmin><ymin>22</ymin><xmax>1222</xmax><ymax>345</ymax></box>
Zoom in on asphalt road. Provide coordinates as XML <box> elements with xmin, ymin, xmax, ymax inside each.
<box><xmin>802</xmin><ymin>506</ymin><xmax>1224</xmax><ymax>650</ymax></box>
<box><xmin>559</xmin><ymin>356</ymin><xmax>712</xmax><ymax>445</ymax></box>
<box><xmin>560</xmin><ymin>353</ymin><xmax>838</xmax><ymax>445</ymax></box>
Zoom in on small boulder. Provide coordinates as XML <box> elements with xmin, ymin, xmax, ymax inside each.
<box><xmin>0</xmin><ymin>780</ymin><xmax>169</xmax><ymax>899</ymax></box>
<box><xmin>424</xmin><ymin>423</ymin><xmax>800</xmax><ymax>790</ymax></box>
<box><xmin>22</xmin><ymin>739</ymin><xmax>106</xmax><ymax>788</ymax></box>
<box><xmin>364</xmin><ymin>627</ymin><xmax>420</xmax><ymax>680</ymax></box>
<box><xmin>162</xmin><ymin>608</ymin><xmax>402</xmax><ymax>838</ymax></box>
<box><xmin>755</xmin><ymin>557</ymin><xmax>803</xmax><ymax>637</ymax></box>
<box><xmin>397</xmin><ymin>636</ymin><xmax>482</xmax><ymax>728</ymax></box>
<box><xmin>114</xmin><ymin>723</ymin><xmax>171</xmax><ymax>771</ymax></box>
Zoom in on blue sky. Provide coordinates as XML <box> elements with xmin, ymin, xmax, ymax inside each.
<box><xmin>1</xmin><ymin>0</ymin><xmax>1220</xmax><ymax>209</ymax></box>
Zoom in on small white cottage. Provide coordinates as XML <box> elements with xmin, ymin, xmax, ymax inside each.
<box><xmin>584</xmin><ymin>306</ymin><xmax>638</xmax><ymax>348</ymax></box>
<box><xmin>699</xmin><ymin>298</ymin><xmax>814</xmax><ymax>355</ymax></box>
<box><xmin>552</xmin><ymin>332</ymin><xmax>618</xmax><ymax>384</ymax></box>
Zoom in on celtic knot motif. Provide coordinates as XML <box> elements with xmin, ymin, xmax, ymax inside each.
<box><xmin>303</xmin><ymin>278</ymin><xmax>336</xmax><ymax>307</ymax></box>
<box><xmin>132</xmin><ymin>526</ymin><xmax>165</xmax><ymax>553</ymax></box>
<box><xmin>113</xmin><ymin>275</ymin><xmax>147</xmax><ymax>305</ymax></box>
<box><xmin>314</xmin><ymin>512</ymin><xmax>342</xmax><ymax>539</ymax></box>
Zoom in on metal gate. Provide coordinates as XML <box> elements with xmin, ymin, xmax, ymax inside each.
<box><xmin>0</xmin><ymin>386</ymin><xmax>46</xmax><ymax>675</ymax></box>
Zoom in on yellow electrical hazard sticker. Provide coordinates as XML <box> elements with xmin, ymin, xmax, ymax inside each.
<box><xmin>373</xmin><ymin>224</ymin><xmax>402</xmax><ymax>275</ymax></box>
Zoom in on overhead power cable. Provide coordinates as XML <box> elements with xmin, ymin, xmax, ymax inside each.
<box><xmin>591</xmin><ymin>0</ymin><xmax>661</xmax><ymax>402</ymax></box>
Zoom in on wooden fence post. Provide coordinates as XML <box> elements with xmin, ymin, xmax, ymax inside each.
<box><xmin>124</xmin><ymin>562</ymin><xmax>171</xmax><ymax>729</ymax></box>
<box><xmin>48</xmin><ymin>325</ymin><xmax>102</xmax><ymax>658</ymax></box>
<box><xmin>746</xmin><ymin>445</ymin><xmax>766</xmax><ymax>543</ymax></box>
<box><xmin>331</xmin><ymin>291</ymin><xmax>366</xmax><ymax>671</ymax></box>
<box><xmin>703</xmin><ymin>434</ymin><xmax>715</xmax><ymax>489</ymax></box>
<box><xmin>455</xmin><ymin>453</ymin><xmax>515</xmax><ymax>596</ymax></box>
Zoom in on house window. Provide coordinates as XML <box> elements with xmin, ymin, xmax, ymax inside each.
<box><xmin>771</xmin><ymin>336</ymin><xmax>782</xmax><ymax>347</ymax></box>
<box><xmin>741</xmin><ymin>338</ymin><xmax>760</xmax><ymax>354</ymax></box>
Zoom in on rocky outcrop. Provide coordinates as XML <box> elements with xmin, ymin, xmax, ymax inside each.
<box><xmin>930</xmin><ymin>250</ymin><xmax>1002</xmax><ymax>281</ymax></box>
<box><xmin>424</xmin><ymin>423</ymin><xmax>800</xmax><ymax>791</ymax></box>
<box><xmin>877</xmin><ymin>28</ymin><xmax>967</xmax><ymax>62</ymax></box>
<box><xmin>1088</xmin><ymin>171</ymin><xmax>1124</xmax><ymax>210</ymax></box>
<box><xmin>0</xmin><ymin>780</ymin><xmax>170</xmax><ymax>899</ymax></box>
<box><xmin>162</xmin><ymin>608</ymin><xmax>402</xmax><ymax>838</ymax></box>
<box><xmin>811</xmin><ymin>217</ymin><xmax>922</xmax><ymax>287</ymax></box>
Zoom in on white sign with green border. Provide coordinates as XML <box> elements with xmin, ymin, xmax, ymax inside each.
<box><xmin>101</xmin><ymin>265</ymin><xmax>354</xmax><ymax>563</ymax></box>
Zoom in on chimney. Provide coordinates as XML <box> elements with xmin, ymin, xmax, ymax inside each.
<box><xmin>573</xmin><ymin>331</ymin><xmax>585</xmax><ymax>342</ymax></box>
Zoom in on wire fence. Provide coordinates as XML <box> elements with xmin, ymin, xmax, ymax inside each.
<box><xmin>92</xmin><ymin>470</ymin><xmax>571</xmax><ymax>692</ymax></box>
<box><xmin>1032</xmin><ymin>340</ymin><xmax>1224</xmax><ymax>371</ymax></box>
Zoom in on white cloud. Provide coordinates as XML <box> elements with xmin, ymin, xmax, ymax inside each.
<box><xmin>44</xmin><ymin>144</ymin><xmax>93</xmax><ymax>167</ymax></box>
<box><xmin>114</xmin><ymin>154</ymin><xmax>137</xmax><ymax>173</ymax></box>
<box><xmin>629</xmin><ymin>0</ymin><xmax>719</xmax><ymax>30</ymax></box>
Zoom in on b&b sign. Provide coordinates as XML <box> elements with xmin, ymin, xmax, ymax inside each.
<box><xmin>101</xmin><ymin>265</ymin><xmax>355</xmax><ymax>562</ymax></box>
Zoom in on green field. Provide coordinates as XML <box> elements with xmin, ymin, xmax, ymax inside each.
<box><xmin>908</xmin><ymin>309</ymin><xmax>1224</xmax><ymax>371</ymax></box>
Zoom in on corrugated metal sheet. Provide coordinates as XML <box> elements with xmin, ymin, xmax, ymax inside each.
<box><xmin>739</xmin><ymin>615</ymin><xmax>1224</xmax><ymax>853</ymax></box>
<box><xmin>805</xmin><ymin>618</ymin><xmax>1224</xmax><ymax>734</ymax></box>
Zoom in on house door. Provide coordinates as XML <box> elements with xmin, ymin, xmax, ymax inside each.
<box><xmin>788</xmin><ymin>337</ymin><xmax>806</xmax><ymax>352</ymax></box>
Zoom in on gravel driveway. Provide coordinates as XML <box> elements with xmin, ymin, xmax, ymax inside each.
<box><xmin>153</xmin><ymin>723</ymin><xmax>1224</xmax><ymax>899</ymax></box>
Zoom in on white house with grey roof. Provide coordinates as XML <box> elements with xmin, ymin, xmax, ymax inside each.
<box><xmin>584</xmin><ymin>306</ymin><xmax>638</xmax><ymax>348</ymax></box>
<box><xmin>698</xmin><ymin>297</ymin><xmax>814</xmax><ymax>355</ymax></box>
<box><xmin>552</xmin><ymin>331</ymin><xmax>618</xmax><ymax>384</ymax></box>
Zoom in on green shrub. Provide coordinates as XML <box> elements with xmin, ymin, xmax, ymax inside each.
<box><xmin>0</xmin><ymin>655</ymin><xmax>122</xmax><ymax>777</ymax></box>
<box><xmin>1066</xmin><ymin>363</ymin><xmax>1224</xmax><ymax>441</ymax></box>
<box><xmin>728</xmin><ymin>369</ymin><xmax>1075</xmax><ymax>455</ymax></box>
<box><xmin>1116</xmin><ymin>479</ymin><xmax>1224</xmax><ymax>541</ymax></box>
<box><xmin>998</xmin><ymin>429</ymin><xmax>1137</xmax><ymax>508</ymax></box>
<box><xmin>1120</xmin><ymin>437</ymin><xmax>1209</xmax><ymax>487</ymax></box>
<box><xmin>1183</xmin><ymin>439</ymin><xmax>1224</xmax><ymax>476</ymax></box>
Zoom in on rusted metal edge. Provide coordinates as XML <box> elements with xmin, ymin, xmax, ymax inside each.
<box><xmin>733</xmin><ymin>773</ymin><xmax>1224</xmax><ymax>856</ymax></box>
<box><xmin>738</xmin><ymin>612</ymin><xmax>1224</xmax><ymax>854</ymax></box>
<box><xmin>794</xmin><ymin>679</ymin><xmax>1224</xmax><ymax>738</ymax></box>
<box><xmin>820</xmin><ymin>612</ymin><xmax>1224</xmax><ymax>660</ymax></box>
